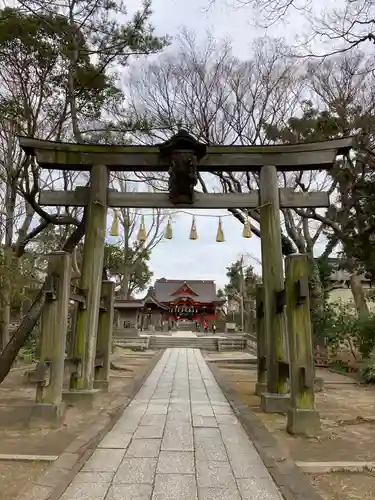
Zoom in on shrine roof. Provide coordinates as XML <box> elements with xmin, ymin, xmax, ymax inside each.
<box><xmin>114</xmin><ymin>299</ymin><xmax>144</xmax><ymax>309</ymax></box>
<box><xmin>142</xmin><ymin>286</ymin><xmax>169</xmax><ymax>310</ymax></box>
<box><xmin>154</xmin><ymin>278</ymin><xmax>224</xmax><ymax>303</ymax></box>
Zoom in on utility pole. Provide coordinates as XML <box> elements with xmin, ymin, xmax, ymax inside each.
<box><xmin>240</xmin><ymin>255</ymin><xmax>244</xmax><ymax>332</ymax></box>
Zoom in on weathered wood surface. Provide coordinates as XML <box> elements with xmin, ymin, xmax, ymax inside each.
<box><xmin>30</xmin><ymin>148</ymin><xmax>340</xmax><ymax>172</ymax></box>
<box><xmin>285</xmin><ymin>254</ymin><xmax>321</xmax><ymax>435</ymax></box>
<box><xmin>259</xmin><ymin>165</ymin><xmax>289</xmax><ymax>395</ymax></box>
<box><xmin>26</xmin><ymin>354</ymin><xmax>107</xmax><ymax>381</ymax></box>
<box><xmin>19</xmin><ymin>135</ymin><xmax>354</xmax><ymax>172</ymax></box>
<box><xmin>35</xmin><ymin>252</ymin><xmax>72</xmax><ymax>405</ymax></box>
<box><xmin>70</xmin><ymin>165</ymin><xmax>109</xmax><ymax>391</ymax></box>
<box><xmin>255</xmin><ymin>284</ymin><xmax>267</xmax><ymax>396</ymax></box>
<box><xmin>285</xmin><ymin>255</ymin><xmax>316</xmax><ymax>409</ymax></box>
<box><xmin>94</xmin><ymin>281</ymin><xmax>115</xmax><ymax>391</ymax></box>
<box><xmin>69</xmin><ymin>285</ymin><xmax>86</xmax><ymax>306</ymax></box>
<box><xmin>39</xmin><ymin>188</ymin><xmax>330</xmax><ymax>209</ymax></box>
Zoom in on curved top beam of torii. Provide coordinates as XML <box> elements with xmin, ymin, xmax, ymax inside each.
<box><xmin>18</xmin><ymin>131</ymin><xmax>355</xmax><ymax>173</ymax></box>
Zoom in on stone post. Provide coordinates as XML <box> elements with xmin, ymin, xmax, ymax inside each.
<box><xmin>255</xmin><ymin>284</ymin><xmax>267</xmax><ymax>396</ymax></box>
<box><xmin>35</xmin><ymin>252</ymin><xmax>72</xmax><ymax>421</ymax></box>
<box><xmin>94</xmin><ymin>281</ymin><xmax>115</xmax><ymax>391</ymax></box>
<box><xmin>259</xmin><ymin>165</ymin><xmax>289</xmax><ymax>413</ymax></box>
<box><xmin>285</xmin><ymin>254</ymin><xmax>320</xmax><ymax>435</ymax></box>
<box><xmin>70</xmin><ymin>164</ymin><xmax>109</xmax><ymax>392</ymax></box>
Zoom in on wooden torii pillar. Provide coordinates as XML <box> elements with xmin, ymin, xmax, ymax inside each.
<box><xmin>259</xmin><ymin>165</ymin><xmax>290</xmax><ymax>412</ymax></box>
<box><xmin>19</xmin><ymin>133</ymin><xmax>354</xmax><ymax>406</ymax></box>
<box><xmin>70</xmin><ymin>164</ymin><xmax>109</xmax><ymax>391</ymax></box>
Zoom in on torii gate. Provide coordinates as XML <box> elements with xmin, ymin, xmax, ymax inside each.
<box><xmin>19</xmin><ymin>131</ymin><xmax>353</xmax><ymax>417</ymax></box>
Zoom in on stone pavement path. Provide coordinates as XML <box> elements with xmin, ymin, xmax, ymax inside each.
<box><xmin>60</xmin><ymin>349</ymin><xmax>282</xmax><ymax>500</ymax></box>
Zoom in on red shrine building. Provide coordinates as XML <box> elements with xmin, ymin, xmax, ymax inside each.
<box><xmin>114</xmin><ymin>278</ymin><xmax>225</xmax><ymax>333</ymax></box>
<box><xmin>140</xmin><ymin>278</ymin><xmax>225</xmax><ymax>330</ymax></box>
<box><xmin>154</xmin><ymin>278</ymin><xmax>224</xmax><ymax>318</ymax></box>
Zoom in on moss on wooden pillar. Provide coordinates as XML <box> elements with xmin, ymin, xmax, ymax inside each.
<box><xmin>285</xmin><ymin>254</ymin><xmax>320</xmax><ymax>435</ymax></box>
<box><xmin>36</xmin><ymin>251</ymin><xmax>72</xmax><ymax>406</ymax></box>
<box><xmin>94</xmin><ymin>281</ymin><xmax>115</xmax><ymax>391</ymax></box>
<box><xmin>70</xmin><ymin>165</ymin><xmax>109</xmax><ymax>391</ymax></box>
<box><xmin>255</xmin><ymin>284</ymin><xmax>267</xmax><ymax>396</ymax></box>
<box><xmin>259</xmin><ymin>165</ymin><xmax>289</xmax><ymax>396</ymax></box>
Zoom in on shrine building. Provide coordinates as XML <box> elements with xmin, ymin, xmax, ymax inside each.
<box><xmin>114</xmin><ymin>278</ymin><xmax>225</xmax><ymax>333</ymax></box>
<box><xmin>149</xmin><ymin>278</ymin><xmax>224</xmax><ymax>321</ymax></box>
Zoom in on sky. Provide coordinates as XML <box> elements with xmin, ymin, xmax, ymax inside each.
<box><xmin>112</xmin><ymin>0</ymin><xmax>329</xmax><ymax>292</ymax></box>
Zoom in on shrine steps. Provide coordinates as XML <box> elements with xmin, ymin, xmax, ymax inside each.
<box><xmin>176</xmin><ymin>321</ymin><xmax>196</xmax><ymax>331</ymax></box>
<box><xmin>217</xmin><ymin>337</ymin><xmax>247</xmax><ymax>352</ymax></box>
<box><xmin>114</xmin><ymin>335</ymin><xmax>248</xmax><ymax>352</ymax></box>
<box><xmin>149</xmin><ymin>336</ymin><xmax>218</xmax><ymax>350</ymax></box>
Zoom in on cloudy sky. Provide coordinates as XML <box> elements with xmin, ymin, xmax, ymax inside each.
<box><xmin>113</xmin><ymin>0</ymin><xmax>326</xmax><ymax>292</ymax></box>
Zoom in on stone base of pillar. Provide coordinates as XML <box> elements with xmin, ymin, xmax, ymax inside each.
<box><xmin>255</xmin><ymin>382</ymin><xmax>267</xmax><ymax>397</ymax></box>
<box><xmin>32</xmin><ymin>402</ymin><xmax>66</xmax><ymax>427</ymax></box>
<box><xmin>260</xmin><ymin>392</ymin><xmax>290</xmax><ymax>414</ymax></box>
<box><xmin>287</xmin><ymin>407</ymin><xmax>321</xmax><ymax>436</ymax></box>
<box><xmin>62</xmin><ymin>389</ymin><xmax>101</xmax><ymax>409</ymax></box>
<box><xmin>314</xmin><ymin>377</ymin><xmax>324</xmax><ymax>392</ymax></box>
<box><xmin>0</xmin><ymin>402</ymin><xmax>65</xmax><ymax>429</ymax></box>
<box><xmin>93</xmin><ymin>380</ymin><xmax>109</xmax><ymax>392</ymax></box>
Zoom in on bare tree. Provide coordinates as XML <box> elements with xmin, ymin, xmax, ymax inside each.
<box><xmin>273</xmin><ymin>51</ymin><xmax>375</xmax><ymax>314</ymax></box>
<box><xmin>0</xmin><ymin>0</ymin><xmax>166</xmax><ymax>373</ymax></box>
<box><xmin>124</xmin><ymin>32</ymin><xmax>375</xmax><ymax>319</ymax></box>
<box><xmin>0</xmin><ymin>27</ymin><xmax>82</xmax><ymax>349</ymax></box>
<box><xmin>123</xmin><ymin>31</ymin><xmax>304</xmax><ymax>253</ymax></box>
<box><xmin>211</xmin><ymin>0</ymin><xmax>375</xmax><ymax>56</ymax></box>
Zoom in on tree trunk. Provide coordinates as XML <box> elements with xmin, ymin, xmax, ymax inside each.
<box><xmin>308</xmin><ymin>254</ymin><xmax>325</xmax><ymax>314</ymax></box>
<box><xmin>122</xmin><ymin>267</ymin><xmax>130</xmax><ymax>299</ymax></box>
<box><xmin>350</xmin><ymin>272</ymin><xmax>369</xmax><ymax>316</ymax></box>
<box><xmin>0</xmin><ymin>217</ymin><xmax>86</xmax><ymax>384</ymax></box>
<box><xmin>122</xmin><ymin>212</ymin><xmax>131</xmax><ymax>299</ymax></box>
<box><xmin>0</xmin><ymin>249</ymin><xmax>13</xmax><ymax>352</ymax></box>
<box><xmin>0</xmin><ymin>181</ymin><xmax>16</xmax><ymax>351</ymax></box>
<box><xmin>307</xmin><ymin>255</ymin><xmax>326</xmax><ymax>347</ymax></box>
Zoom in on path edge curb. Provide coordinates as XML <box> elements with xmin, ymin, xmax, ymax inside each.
<box><xmin>16</xmin><ymin>349</ymin><xmax>165</xmax><ymax>500</ymax></box>
<box><xmin>207</xmin><ymin>361</ymin><xmax>324</xmax><ymax>500</ymax></box>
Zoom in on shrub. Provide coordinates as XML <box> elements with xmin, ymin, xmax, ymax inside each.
<box><xmin>315</xmin><ymin>299</ymin><xmax>375</xmax><ymax>360</ymax></box>
<box><xmin>311</xmin><ymin>302</ymin><xmax>336</xmax><ymax>346</ymax></box>
<box><xmin>361</xmin><ymin>364</ymin><xmax>375</xmax><ymax>383</ymax></box>
<box><xmin>355</xmin><ymin>314</ymin><xmax>375</xmax><ymax>358</ymax></box>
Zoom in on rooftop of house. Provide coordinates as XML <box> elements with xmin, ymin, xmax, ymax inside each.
<box><xmin>326</xmin><ymin>258</ymin><xmax>370</xmax><ymax>283</ymax></box>
<box><xmin>113</xmin><ymin>299</ymin><xmax>144</xmax><ymax>309</ymax></box>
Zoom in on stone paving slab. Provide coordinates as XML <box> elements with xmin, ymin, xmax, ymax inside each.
<box><xmin>60</xmin><ymin>482</ymin><xmax>110</xmax><ymax>500</ymax></box>
<box><xmin>97</xmin><ymin>431</ymin><xmax>132</xmax><ymax>449</ymax></box>
<box><xmin>198</xmin><ymin>487</ymin><xmax>241</xmax><ymax>500</ymax></box>
<box><xmin>127</xmin><ymin>438</ymin><xmax>161</xmax><ymax>458</ymax></box>
<box><xmin>82</xmin><ymin>449</ymin><xmax>125</xmax><ymax>472</ymax></box>
<box><xmin>156</xmin><ymin>451</ymin><xmax>195</xmax><ymax>474</ymax></box>
<box><xmin>59</xmin><ymin>348</ymin><xmax>283</xmax><ymax>500</ymax></box>
<box><xmin>195</xmin><ymin>436</ymin><xmax>228</xmax><ymax>462</ymax></box>
<box><xmin>134</xmin><ymin>424</ymin><xmax>165</xmax><ymax>439</ymax></box>
<box><xmin>114</xmin><ymin>457</ymin><xmax>157</xmax><ymax>484</ymax></box>
<box><xmin>153</xmin><ymin>474</ymin><xmax>198</xmax><ymax>500</ymax></box>
<box><xmin>192</xmin><ymin>415</ymin><xmax>217</xmax><ymax>427</ymax></box>
<box><xmin>74</xmin><ymin>472</ymin><xmax>114</xmax><ymax>483</ymax></box>
<box><xmin>196</xmin><ymin>460</ymin><xmax>237</xmax><ymax>489</ymax></box>
<box><xmin>161</xmin><ymin>422</ymin><xmax>194</xmax><ymax>451</ymax></box>
<box><xmin>107</xmin><ymin>484</ymin><xmax>153</xmax><ymax>500</ymax></box>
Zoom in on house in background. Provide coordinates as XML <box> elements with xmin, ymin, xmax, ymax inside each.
<box><xmin>326</xmin><ymin>258</ymin><xmax>373</xmax><ymax>305</ymax></box>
